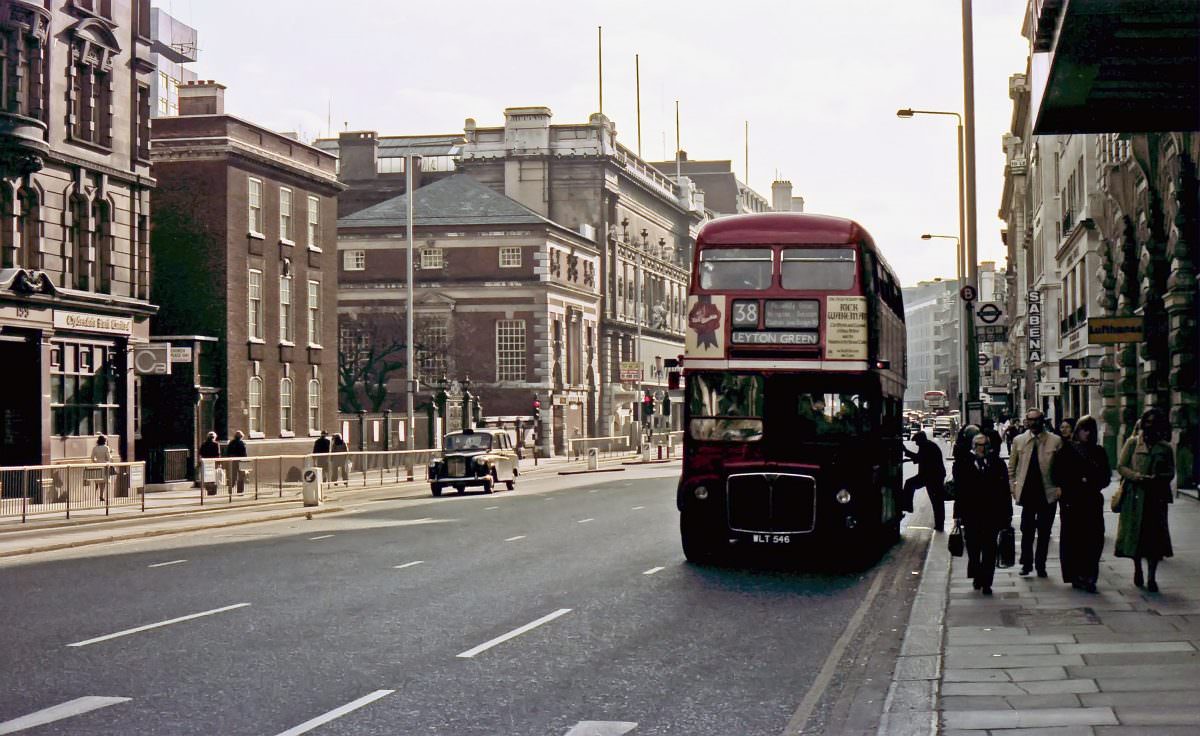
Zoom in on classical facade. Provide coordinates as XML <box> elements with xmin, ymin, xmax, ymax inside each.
<box><xmin>646</xmin><ymin>155</ymin><xmax>771</xmax><ymax>216</ymax></box>
<box><xmin>0</xmin><ymin>0</ymin><xmax>156</xmax><ymax>466</ymax></box>
<box><xmin>457</xmin><ymin>106</ymin><xmax>705</xmax><ymax>439</ymax></box>
<box><xmin>148</xmin><ymin>81</ymin><xmax>344</xmax><ymax>458</ymax></box>
<box><xmin>336</xmin><ymin>173</ymin><xmax>601</xmax><ymax>454</ymax></box>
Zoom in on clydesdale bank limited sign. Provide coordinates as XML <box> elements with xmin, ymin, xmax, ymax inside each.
<box><xmin>53</xmin><ymin>310</ymin><xmax>133</xmax><ymax>335</ymax></box>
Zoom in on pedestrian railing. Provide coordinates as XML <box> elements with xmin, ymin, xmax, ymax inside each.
<box><xmin>567</xmin><ymin>436</ymin><xmax>633</xmax><ymax>460</ymax></box>
<box><xmin>203</xmin><ymin>449</ymin><xmax>442</xmax><ymax>503</ymax></box>
<box><xmin>0</xmin><ymin>461</ymin><xmax>147</xmax><ymax>523</ymax></box>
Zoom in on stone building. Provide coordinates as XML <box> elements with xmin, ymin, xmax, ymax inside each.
<box><xmin>148</xmin><ymin>81</ymin><xmax>344</xmax><ymax>459</ymax></box>
<box><xmin>1003</xmin><ymin>0</ymin><xmax>1198</xmax><ymax>481</ymax></box>
<box><xmin>336</xmin><ymin>173</ymin><xmax>601</xmax><ymax>454</ymax></box>
<box><xmin>457</xmin><ymin>107</ymin><xmax>705</xmax><ymax>438</ymax></box>
<box><xmin>0</xmin><ymin>0</ymin><xmax>156</xmax><ymax>466</ymax></box>
<box><xmin>902</xmin><ymin>279</ymin><xmax>959</xmax><ymax>410</ymax></box>
<box><xmin>314</xmin><ymin>131</ymin><xmax>464</xmax><ymax>218</ymax></box>
<box><xmin>646</xmin><ymin>155</ymin><xmax>771</xmax><ymax>216</ymax></box>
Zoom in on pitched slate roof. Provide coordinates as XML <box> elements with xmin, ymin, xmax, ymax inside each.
<box><xmin>337</xmin><ymin>174</ymin><xmax>552</xmax><ymax>229</ymax></box>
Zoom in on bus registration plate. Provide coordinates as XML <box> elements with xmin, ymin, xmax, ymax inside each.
<box><xmin>751</xmin><ymin>533</ymin><xmax>791</xmax><ymax>544</ymax></box>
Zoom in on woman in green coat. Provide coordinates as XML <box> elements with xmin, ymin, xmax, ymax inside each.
<box><xmin>1115</xmin><ymin>408</ymin><xmax>1175</xmax><ymax>592</ymax></box>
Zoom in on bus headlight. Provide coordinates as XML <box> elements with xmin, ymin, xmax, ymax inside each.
<box><xmin>694</xmin><ymin>485</ymin><xmax>709</xmax><ymax>501</ymax></box>
<box><xmin>836</xmin><ymin>489</ymin><xmax>852</xmax><ymax>505</ymax></box>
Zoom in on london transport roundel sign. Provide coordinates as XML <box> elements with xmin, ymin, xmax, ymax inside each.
<box><xmin>959</xmin><ymin>284</ymin><xmax>978</xmax><ymax>302</ymax></box>
<box><xmin>977</xmin><ymin>303</ymin><xmax>1003</xmax><ymax>324</ymax></box>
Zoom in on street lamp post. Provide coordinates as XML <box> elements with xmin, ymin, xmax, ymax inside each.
<box><xmin>405</xmin><ymin>154</ymin><xmax>416</xmax><ymax>451</ymax></box>
<box><xmin>923</xmin><ymin>234</ymin><xmax>967</xmax><ymax>420</ymax></box>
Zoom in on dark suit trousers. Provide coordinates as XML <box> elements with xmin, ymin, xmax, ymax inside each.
<box><xmin>964</xmin><ymin>523</ymin><xmax>999</xmax><ymax>589</ymax></box>
<box><xmin>1020</xmin><ymin>492</ymin><xmax>1057</xmax><ymax>571</ymax></box>
<box><xmin>904</xmin><ymin>475</ymin><xmax>945</xmax><ymax>529</ymax></box>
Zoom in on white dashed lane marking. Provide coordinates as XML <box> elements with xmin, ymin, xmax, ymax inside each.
<box><xmin>456</xmin><ymin>609</ymin><xmax>573</xmax><ymax>658</ymax></box>
<box><xmin>505</xmin><ymin>535</ymin><xmax>526</xmax><ymax>542</ymax></box>
<box><xmin>147</xmin><ymin>560</ymin><xmax>187</xmax><ymax>568</ymax></box>
<box><xmin>394</xmin><ymin>561</ymin><xmax>424</xmax><ymax>569</ymax></box>
<box><xmin>642</xmin><ymin>567</ymin><xmax>665</xmax><ymax>576</ymax></box>
<box><xmin>631</xmin><ymin>506</ymin><xmax>645</xmax><ymax>510</ymax></box>
<box><xmin>577</xmin><ymin>518</ymin><xmax>594</xmax><ymax>524</ymax></box>
<box><xmin>67</xmin><ymin>604</ymin><xmax>251</xmax><ymax>648</ymax></box>
<box><xmin>271</xmin><ymin>690</ymin><xmax>395</xmax><ymax>736</ymax></box>
<box><xmin>0</xmin><ymin>696</ymin><xmax>131</xmax><ymax>734</ymax></box>
<box><xmin>309</xmin><ymin>535</ymin><xmax>335</xmax><ymax>541</ymax></box>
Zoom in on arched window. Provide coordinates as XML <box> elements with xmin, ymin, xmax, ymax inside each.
<box><xmin>308</xmin><ymin>378</ymin><xmax>321</xmax><ymax>432</ymax></box>
<box><xmin>248</xmin><ymin>376</ymin><xmax>263</xmax><ymax>435</ymax></box>
<box><xmin>279</xmin><ymin>378</ymin><xmax>293</xmax><ymax>434</ymax></box>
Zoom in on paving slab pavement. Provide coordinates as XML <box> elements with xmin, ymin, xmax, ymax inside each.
<box><xmin>879</xmin><ymin>477</ymin><xmax>1200</xmax><ymax>734</ymax></box>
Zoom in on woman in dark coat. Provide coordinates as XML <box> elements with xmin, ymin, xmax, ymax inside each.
<box><xmin>953</xmin><ymin>432</ymin><xmax>1013</xmax><ymax>595</ymax></box>
<box><xmin>1055</xmin><ymin>416</ymin><xmax>1110</xmax><ymax>592</ymax></box>
<box><xmin>1115</xmin><ymin>408</ymin><xmax>1175</xmax><ymax>592</ymax></box>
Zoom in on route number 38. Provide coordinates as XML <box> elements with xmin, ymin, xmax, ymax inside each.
<box><xmin>732</xmin><ymin>300</ymin><xmax>759</xmax><ymax>327</ymax></box>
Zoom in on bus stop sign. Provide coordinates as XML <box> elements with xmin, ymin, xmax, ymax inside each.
<box><xmin>960</xmin><ymin>285</ymin><xmax>978</xmax><ymax>302</ymax></box>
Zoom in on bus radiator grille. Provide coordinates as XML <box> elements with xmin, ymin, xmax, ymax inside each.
<box><xmin>726</xmin><ymin>473</ymin><xmax>816</xmax><ymax>534</ymax></box>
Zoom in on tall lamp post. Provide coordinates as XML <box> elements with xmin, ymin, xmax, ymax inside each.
<box><xmin>923</xmin><ymin>234</ymin><xmax>967</xmax><ymax>418</ymax></box>
<box><xmin>898</xmin><ymin>106</ymin><xmax>978</xmax><ymax>414</ymax></box>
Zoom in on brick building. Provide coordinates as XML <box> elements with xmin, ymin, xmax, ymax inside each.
<box><xmin>337</xmin><ymin>173</ymin><xmax>601</xmax><ymax>454</ymax></box>
<box><xmin>0</xmin><ymin>0</ymin><xmax>156</xmax><ymax>466</ymax></box>
<box><xmin>314</xmin><ymin>131</ymin><xmax>464</xmax><ymax>218</ymax></box>
<box><xmin>147</xmin><ymin>81</ymin><xmax>344</xmax><ymax>460</ymax></box>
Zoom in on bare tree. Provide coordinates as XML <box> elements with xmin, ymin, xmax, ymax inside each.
<box><xmin>337</xmin><ymin>315</ymin><xmax>407</xmax><ymax>412</ymax></box>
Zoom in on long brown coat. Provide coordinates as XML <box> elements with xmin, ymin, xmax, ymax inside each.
<box><xmin>1114</xmin><ymin>435</ymin><xmax>1174</xmax><ymax>560</ymax></box>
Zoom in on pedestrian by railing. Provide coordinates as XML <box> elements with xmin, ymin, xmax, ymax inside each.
<box><xmin>203</xmin><ymin>449</ymin><xmax>440</xmax><ymax>504</ymax></box>
<box><xmin>0</xmin><ymin>461</ymin><xmax>147</xmax><ymax>523</ymax></box>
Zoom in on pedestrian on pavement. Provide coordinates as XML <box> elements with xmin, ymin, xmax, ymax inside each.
<box><xmin>1115</xmin><ymin>408</ymin><xmax>1175</xmax><ymax>593</ymax></box>
<box><xmin>1008</xmin><ymin>408</ymin><xmax>1064</xmax><ymax>578</ymax></box>
<box><xmin>199</xmin><ymin>431</ymin><xmax>221</xmax><ymax>496</ymax></box>
<box><xmin>953</xmin><ymin>432</ymin><xmax>1012</xmax><ymax>595</ymax></box>
<box><xmin>90</xmin><ymin>434</ymin><xmax>114</xmax><ymax>502</ymax></box>
<box><xmin>312</xmin><ymin>430</ymin><xmax>332</xmax><ymax>482</ymax></box>
<box><xmin>226</xmin><ymin>430</ymin><xmax>248</xmax><ymax>494</ymax></box>
<box><xmin>1058</xmin><ymin>418</ymin><xmax>1074</xmax><ymax>442</ymax></box>
<box><xmin>903</xmin><ymin>431</ymin><xmax>947</xmax><ymax>531</ymax></box>
<box><xmin>1055</xmin><ymin>415</ymin><xmax>1110</xmax><ymax>592</ymax></box>
<box><xmin>980</xmin><ymin>417</ymin><xmax>1003</xmax><ymax>460</ymax></box>
<box><xmin>1004</xmin><ymin>422</ymin><xmax>1020</xmax><ymax>458</ymax></box>
<box><xmin>331</xmin><ymin>433</ymin><xmax>350</xmax><ymax>486</ymax></box>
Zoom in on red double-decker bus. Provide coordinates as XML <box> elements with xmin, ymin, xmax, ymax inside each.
<box><xmin>677</xmin><ymin>212</ymin><xmax>907</xmax><ymax>562</ymax></box>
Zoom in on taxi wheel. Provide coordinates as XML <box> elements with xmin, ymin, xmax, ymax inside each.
<box><xmin>506</xmin><ymin>474</ymin><xmax>516</xmax><ymax>491</ymax></box>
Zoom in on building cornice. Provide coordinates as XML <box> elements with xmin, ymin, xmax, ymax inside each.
<box><xmin>44</xmin><ymin>150</ymin><xmax>155</xmax><ymax>189</ymax></box>
<box><xmin>151</xmin><ymin>137</ymin><xmax>345</xmax><ymax>194</ymax></box>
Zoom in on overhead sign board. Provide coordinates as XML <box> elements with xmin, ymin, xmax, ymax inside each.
<box><xmin>1037</xmin><ymin>381</ymin><xmax>1061</xmax><ymax>396</ymax></box>
<box><xmin>1027</xmin><ymin>291</ymin><xmax>1043</xmax><ymax>363</ymax></box>
<box><xmin>1069</xmin><ymin>368</ymin><xmax>1103</xmax><ymax>386</ymax></box>
<box><xmin>974</xmin><ymin>302</ymin><xmax>1007</xmax><ymax>327</ymax></box>
<box><xmin>619</xmin><ymin>361</ymin><xmax>643</xmax><ymax>382</ymax></box>
<box><xmin>977</xmin><ymin>325</ymin><xmax>1009</xmax><ymax>343</ymax></box>
<box><xmin>1088</xmin><ymin>316</ymin><xmax>1144</xmax><ymax>344</ymax></box>
<box><xmin>133</xmin><ymin>343</ymin><xmax>171</xmax><ymax>375</ymax></box>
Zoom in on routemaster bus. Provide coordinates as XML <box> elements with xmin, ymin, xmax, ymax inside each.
<box><xmin>677</xmin><ymin>212</ymin><xmax>907</xmax><ymax>563</ymax></box>
<box><xmin>923</xmin><ymin>390</ymin><xmax>949</xmax><ymax>412</ymax></box>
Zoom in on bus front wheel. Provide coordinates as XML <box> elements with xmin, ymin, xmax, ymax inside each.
<box><xmin>680</xmin><ymin>510</ymin><xmax>719</xmax><ymax>564</ymax></box>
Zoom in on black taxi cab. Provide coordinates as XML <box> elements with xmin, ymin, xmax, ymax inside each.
<box><xmin>428</xmin><ymin>428</ymin><xmax>519</xmax><ymax>496</ymax></box>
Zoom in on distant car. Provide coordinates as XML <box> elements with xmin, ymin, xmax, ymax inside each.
<box><xmin>428</xmin><ymin>428</ymin><xmax>519</xmax><ymax>496</ymax></box>
<box><xmin>932</xmin><ymin>417</ymin><xmax>958</xmax><ymax>438</ymax></box>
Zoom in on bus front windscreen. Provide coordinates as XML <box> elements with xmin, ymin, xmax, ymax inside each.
<box><xmin>688</xmin><ymin>373</ymin><xmax>764</xmax><ymax>442</ymax></box>
<box><xmin>698</xmin><ymin>248</ymin><xmax>773</xmax><ymax>290</ymax></box>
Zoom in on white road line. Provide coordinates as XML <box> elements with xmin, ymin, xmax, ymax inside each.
<box><xmin>67</xmin><ymin>603</ymin><xmax>251</xmax><ymax>647</ymax></box>
<box><xmin>309</xmin><ymin>534</ymin><xmax>335</xmax><ymax>541</ymax></box>
<box><xmin>577</xmin><ymin>518</ymin><xmax>595</xmax><ymax>524</ymax></box>
<box><xmin>564</xmin><ymin>721</ymin><xmax>638</xmax><ymax>736</ymax></box>
<box><xmin>631</xmin><ymin>506</ymin><xmax>645</xmax><ymax>510</ymax></box>
<box><xmin>642</xmin><ymin>567</ymin><xmax>665</xmax><ymax>576</ymax></box>
<box><xmin>588</xmin><ymin>489</ymin><xmax>599</xmax><ymax>493</ymax></box>
<box><xmin>272</xmin><ymin>690</ymin><xmax>394</xmax><ymax>736</ymax></box>
<box><xmin>505</xmin><ymin>535</ymin><xmax>526</xmax><ymax>542</ymax></box>
<box><xmin>394</xmin><ymin>561</ymin><xmax>424</xmax><ymax>569</ymax></box>
<box><xmin>485</xmin><ymin>506</ymin><xmax>500</xmax><ymax>510</ymax></box>
<box><xmin>0</xmin><ymin>697</ymin><xmax>131</xmax><ymax>735</ymax></box>
<box><xmin>147</xmin><ymin>559</ymin><xmax>187</xmax><ymax>568</ymax></box>
<box><xmin>456</xmin><ymin>608</ymin><xmax>572</xmax><ymax>658</ymax></box>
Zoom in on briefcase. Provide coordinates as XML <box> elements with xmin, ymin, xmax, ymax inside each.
<box><xmin>996</xmin><ymin>526</ymin><xmax>1016</xmax><ymax>568</ymax></box>
<box><xmin>947</xmin><ymin>521</ymin><xmax>964</xmax><ymax>557</ymax></box>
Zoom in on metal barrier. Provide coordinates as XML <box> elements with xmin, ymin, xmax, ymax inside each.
<box><xmin>203</xmin><ymin>449</ymin><xmax>441</xmax><ymax>504</ymax></box>
<box><xmin>0</xmin><ymin>461</ymin><xmax>146</xmax><ymax>523</ymax></box>
<box><xmin>567</xmin><ymin>436</ymin><xmax>633</xmax><ymax>461</ymax></box>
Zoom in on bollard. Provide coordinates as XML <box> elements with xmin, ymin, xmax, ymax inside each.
<box><xmin>642</xmin><ymin>445</ymin><xmax>651</xmax><ymax>463</ymax></box>
<box><xmin>587</xmin><ymin>447</ymin><xmax>598</xmax><ymax>471</ymax></box>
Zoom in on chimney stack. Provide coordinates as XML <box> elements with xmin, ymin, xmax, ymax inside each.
<box><xmin>771</xmin><ymin>180</ymin><xmax>793</xmax><ymax>212</ymax></box>
<box><xmin>177</xmin><ymin>80</ymin><xmax>226</xmax><ymax>116</ymax></box>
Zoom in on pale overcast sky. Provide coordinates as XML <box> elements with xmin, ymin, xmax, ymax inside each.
<box><xmin>163</xmin><ymin>0</ymin><xmax>1029</xmax><ymax>289</ymax></box>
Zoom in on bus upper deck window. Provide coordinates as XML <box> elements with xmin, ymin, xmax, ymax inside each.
<box><xmin>699</xmin><ymin>248</ymin><xmax>773</xmax><ymax>290</ymax></box>
<box><xmin>781</xmin><ymin>248</ymin><xmax>856</xmax><ymax>290</ymax></box>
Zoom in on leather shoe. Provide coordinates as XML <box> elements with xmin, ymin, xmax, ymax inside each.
<box><xmin>973</xmin><ymin>580</ymin><xmax>982</xmax><ymax>590</ymax></box>
<box><xmin>1019</xmin><ymin>566</ymin><xmax>1032</xmax><ymax>576</ymax></box>
<box><xmin>1036</xmin><ymin>569</ymin><xmax>1048</xmax><ymax>578</ymax></box>
<box><xmin>1084</xmin><ymin>583</ymin><xmax>1098</xmax><ymax>594</ymax></box>
<box><xmin>981</xmin><ymin>587</ymin><xmax>993</xmax><ymax>595</ymax></box>
<box><xmin>1147</xmin><ymin>580</ymin><xmax>1159</xmax><ymax>593</ymax></box>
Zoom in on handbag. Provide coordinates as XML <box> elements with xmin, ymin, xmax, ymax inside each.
<box><xmin>996</xmin><ymin>526</ymin><xmax>1016</xmax><ymax>568</ymax></box>
<box><xmin>947</xmin><ymin>521</ymin><xmax>964</xmax><ymax>557</ymax></box>
<box><xmin>1110</xmin><ymin>481</ymin><xmax>1126</xmax><ymax>513</ymax></box>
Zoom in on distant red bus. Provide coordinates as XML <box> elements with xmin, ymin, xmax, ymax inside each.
<box><xmin>678</xmin><ymin>213</ymin><xmax>907</xmax><ymax>562</ymax></box>
<box><xmin>924</xmin><ymin>390</ymin><xmax>949</xmax><ymax>411</ymax></box>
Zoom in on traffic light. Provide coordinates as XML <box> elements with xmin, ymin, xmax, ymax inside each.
<box><xmin>532</xmin><ymin>398</ymin><xmax>541</xmax><ymax>424</ymax></box>
<box><xmin>643</xmin><ymin>391</ymin><xmax>655</xmax><ymax>416</ymax></box>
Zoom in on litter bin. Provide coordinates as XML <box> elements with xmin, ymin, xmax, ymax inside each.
<box><xmin>587</xmin><ymin>447</ymin><xmax>598</xmax><ymax>471</ymax></box>
<box><xmin>302</xmin><ymin>467</ymin><xmax>323</xmax><ymax>506</ymax></box>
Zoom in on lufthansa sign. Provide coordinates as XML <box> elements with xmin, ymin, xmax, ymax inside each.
<box><xmin>53</xmin><ymin>310</ymin><xmax>133</xmax><ymax>336</ymax></box>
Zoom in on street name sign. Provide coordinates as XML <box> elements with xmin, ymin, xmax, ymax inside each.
<box><xmin>1069</xmin><ymin>368</ymin><xmax>1103</xmax><ymax>386</ymax></box>
<box><xmin>1037</xmin><ymin>381</ymin><xmax>1061</xmax><ymax>396</ymax></box>
<box><xmin>1088</xmin><ymin>316</ymin><xmax>1144</xmax><ymax>344</ymax></box>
